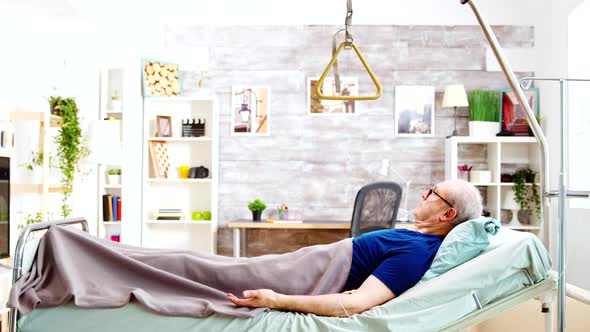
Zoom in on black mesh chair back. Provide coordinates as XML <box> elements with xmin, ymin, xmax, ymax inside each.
<box><xmin>350</xmin><ymin>181</ymin><xmax>403</xmax><ymax>237</ymax></box>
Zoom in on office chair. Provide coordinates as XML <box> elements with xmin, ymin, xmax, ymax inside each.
<box><xmin>350</xmin><ymin>181</ymin><xmax>403</xmax><ymax>237</ymax></box>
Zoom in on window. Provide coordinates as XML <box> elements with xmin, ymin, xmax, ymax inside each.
<box><xmin>568</xmin><ymin>2</ymin><xmax>590</xmax><ymax>208</ymax></box>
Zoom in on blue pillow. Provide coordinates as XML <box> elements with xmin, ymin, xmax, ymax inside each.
<box><xmin>420</xmin><ymin>217</ymin><xmax>501</xmax><ymax>282</ymax></box>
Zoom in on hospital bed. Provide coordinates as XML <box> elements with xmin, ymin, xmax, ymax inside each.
<box><xmin>9</xmin><ymin>217</ymin><xmax>554</xmax><ymax>332</ymax></box>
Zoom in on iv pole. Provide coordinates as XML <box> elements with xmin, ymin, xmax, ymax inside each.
<box><xmin>463</xmin><ymin>1</ymin><xmax>590</xmax><ymax>331</ymax></box>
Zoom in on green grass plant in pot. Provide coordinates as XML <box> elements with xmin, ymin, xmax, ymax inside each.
<box><xmin>248</xmin><ymin>199</ymin><xmax>267</xmax><ymax>222</ymax></box>
<box><xmin>467</xmin><ymin>90</ymin><xmax>500</xmax><ymax>136</ymax></box>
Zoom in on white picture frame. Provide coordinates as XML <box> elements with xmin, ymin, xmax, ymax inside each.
<box><xmin>307</xmin><ymin>77</ymin><xmax>358</xmax><ymax>116</ymax></box>
<box><xmin>394</xmin><ymin>85</ymin><xmax>435</xmax><ymax>137</ymax></box>
<box><xmin>231</xmin><ymin>86</ymin><xmax>271</xmax><ymax>136</ymax></box>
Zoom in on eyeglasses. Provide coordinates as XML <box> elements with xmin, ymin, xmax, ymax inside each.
<box><xmin>424</xmin><ymin>187</ymin><xmax>454</xmax><ymax>208</ymax></box>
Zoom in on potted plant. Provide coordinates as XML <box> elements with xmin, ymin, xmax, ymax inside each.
<box><xmin>51</xmin><ymin>96</ymin><xmax>90</xmax><ymax>217</ymax></box>
<box><xmin>247</xmin><ymin>199</ymin><xmax>267</xmax><ymax>222</ymax></box>
<box><xmin>18</xmin><ymin>211</ymin><xmax>53</xmax><ymax>231</ymax></box>
<box><xmin>111</xmin><ymin>90</ymin><xmax>122</xmax><ymax>112</ymax></box>
<box><xmin>18</xmin><ymin>151</ymin><xmax>57</xmax><ymax>183</ymax></box>
<box><xmin>467</xmin><ymin>90</ymin><xmax>500</xmax><ymax>136</ymax></box>
<box><xmin>512</xmin><ymin>168</ymin><xmax>541</xmax><ymax>217</ymax></box>
<box><xmin>107</xmin><ymin>168</ymin><xmax>122</xmax><ymax>185</ymax></box>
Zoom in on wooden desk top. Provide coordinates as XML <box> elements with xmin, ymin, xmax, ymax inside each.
<box><xmin>227</xmin><ymin>220</ymin><xmax>415</xmax><ymax>230</ymax></box>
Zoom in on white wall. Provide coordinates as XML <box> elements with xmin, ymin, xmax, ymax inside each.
<box><xmin>3</xmin><ymin>0</ymin><xmax>586</xmax><ymax>262</ymax></box>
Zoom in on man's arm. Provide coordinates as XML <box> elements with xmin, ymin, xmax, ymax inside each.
<box><xmin>227</xmin><ymin>275</ymin><xmax>395</xmax><ymax>317</ymax></box>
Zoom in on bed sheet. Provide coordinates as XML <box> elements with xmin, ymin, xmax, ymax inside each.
<box><xmin>17</xmin><ymin>228</ymin><xmax>551</xmax><ymax>332</ymax></box>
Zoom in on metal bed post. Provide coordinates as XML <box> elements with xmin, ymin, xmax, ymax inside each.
<box><xmin>518</xmin><ymin>77</ymin><xmax>590</xmax><ymax>331</ymax></box>
<box><xmin>8</xmin><ymin>218</ymin><xmax>88</xmax><ymax>332</ymax></box>
<box><xmin>462</xmin><ymin>1</ymin><xmax>590</xmax><ymax>331</ymax></box>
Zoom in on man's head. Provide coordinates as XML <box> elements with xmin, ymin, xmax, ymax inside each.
<box><xmin>413</xmin><ymin>180</ymin><xmax>483</xmax><ymax>235</ymax></box>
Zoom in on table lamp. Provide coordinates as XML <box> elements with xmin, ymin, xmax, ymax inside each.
<box><xmin>378</xmin><ymin>159</ymin><xmax>411</xmax><ymax>222</ymax></box>
<box><xmin>502</xmin><ymin>189</ymin><xmax>522</xmax><ymax>227</ymax></box>
<box><xmin>442</xmin><ymin>84</ymin><xmax>469</xmax><ymax>138</ymax></box>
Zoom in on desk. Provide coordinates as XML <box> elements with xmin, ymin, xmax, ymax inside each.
<box><xmin>227</xmin><ymin>220</ymin><xmax>414</xmax><ymax>257</ymax></box>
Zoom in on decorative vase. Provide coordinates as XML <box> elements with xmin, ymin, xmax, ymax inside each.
<box><xmin>107</xmin><ymin>175</ymin><xmax>121</xmax><ymax>185</ymax></box>
<box><xmin>468</xmin><ymin>121</ymin><xmax>499</xmax><ymax>137</ymax></box>
<box><xmin>252</xmin><ymin>211</ymin><xmax>262</xmax><ymax>222</ymax></box>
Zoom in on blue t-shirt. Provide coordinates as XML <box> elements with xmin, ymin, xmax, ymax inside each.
<box><xmin>343</xmin><ymin>229</ymin><xmax>444</xmax><ymax>296</ymax></box>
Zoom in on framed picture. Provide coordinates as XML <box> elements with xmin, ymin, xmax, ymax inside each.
<box><xmin>148</xmin><ymin>140</ymin><xmax>170</xmax><ymax>178</ymax></box>
<box><xmin>394</xmin><ymin>86</ymin><xmax>435</xmax><ymax>137</ymax></box>
<box><xmin>499</xmin><ymin>88</ymin><xmax>539</xmax><ymax>136</ymax></box>
<box><xmin>156</xmin><ymin>115</ymin><xmax>172</xmax><ymax>137</ymax></box>
<box><xmin>142</xmin><ymin>59</ymin><xmax>181</xmax><ymax>97</ymax></box>
<box><xmin>231</xmin><ymin>86</ymin><xmax>270</xmax><ymax>136</ymax></box>
<box><xmin>307</xmin><ymin>77</ymin><xmax>358</xmax><ymax>115</ymax></box>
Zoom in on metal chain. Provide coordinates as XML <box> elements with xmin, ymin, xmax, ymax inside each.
<box><xmin>332</xmin><ymin>0</ymin><xmax>353</xmax><ymax>93</ymax></box>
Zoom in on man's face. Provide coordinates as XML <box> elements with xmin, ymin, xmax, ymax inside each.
<box><xmin>413</xmin><ymin>181</ymin><xmax>455</xmax><ymax>224</ymax></box>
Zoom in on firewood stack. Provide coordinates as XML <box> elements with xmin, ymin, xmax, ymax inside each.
<box><xmin>143</xmin><ymin>61</ymin><xmax>181</xmax><ymax>96</ymax></box>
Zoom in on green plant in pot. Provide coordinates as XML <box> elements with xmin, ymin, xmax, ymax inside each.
<box><xmin>248</xmin><ymin>199</ymin><xmax>267</xmax><ymax>222</ymax></box>
<box><xmin>51</xmin><ymin>96</ymin><xmax>90</xmax><ymax>217</ymax></box>
<box><xmin>512</xmin><ymin>168</ymin><xmax>541</xmax><ymax>218</ymax></box>
<box><xmin>467</xmin><ymin>90</ymin><xmax>500</xmax><ymax>136</ymax></box>
<box><xmin>107</xmin><ymin>168</ymin><xmax>122</xmax><ymax>185</ymax></box>
<box><xmin>18</xmin><ymin>211</ymin><xmax>54</xmax><ymax>230</ymax></box>
<box><xmin>18</xmin><ymin>151</ymin><xmax>56</xmax><ymax>171</ymax></box>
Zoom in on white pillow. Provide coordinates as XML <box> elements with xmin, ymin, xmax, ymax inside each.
<box><xmin>420</xmin><ymin>217</ymin><xmax>500</xmax><ymax>282</ymax></box>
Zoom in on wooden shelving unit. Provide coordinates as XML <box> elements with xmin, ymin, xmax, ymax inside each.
<box><xmin>8</xmin><ymin>109</ymin><xmax>63</xmax><ymax>223</ymax></box>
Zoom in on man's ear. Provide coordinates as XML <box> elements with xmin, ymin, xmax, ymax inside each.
<box><xmin>440</xmin><ymin>208</ymin><xmax>458</xmax><ymax>223</ymax></box>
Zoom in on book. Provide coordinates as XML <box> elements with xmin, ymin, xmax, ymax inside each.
<box><xmin>112</xmin><ymin>196</ymin><xmax>118</xmax><ymax>222</ymax></box>
<box><xmin>102</xmin><ymin>195</ymin><xmax>110</xmax><ymax>221</ymax></box>
<box><xmin>265</xmin><ymin>219</ymin><xmax>303</xmax><ymax>224</ymax></box>
<box><xmin>156</xmin><ymin>216</ymin><xmax>182</xmax><ymax>220</ymax></box>
<box><xmin>117</xmin><ymin>198</ymin><xmax>122</xmax><ymax>221</ymax></box>
<box><xmin>106</xmin><ymin>194</ymin><xmax>113</xmax><ymax>221</ymax></box>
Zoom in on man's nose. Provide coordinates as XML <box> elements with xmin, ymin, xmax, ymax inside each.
<box><xmin>421</xmin><ymin>191</ymin><xmax>428</xmax><ymax>200</ymax></box>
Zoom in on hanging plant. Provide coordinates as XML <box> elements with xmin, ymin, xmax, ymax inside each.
<box><xmin>512</xmin><ymin>168</ymin><xmax>541</xmax><ymax>218</ymax></box>
<box><xmin>50</xmin><ymin>96</ymin><xmax>90</xmax><ymax>217</ymax></box>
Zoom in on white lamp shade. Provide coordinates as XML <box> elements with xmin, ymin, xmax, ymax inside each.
<box><xmin>502</xmin><ymin>189</ymin><xmax>520</xmax><ymax>210</ymax></box>
<box><xmin>85</xmin><ymin>120</ymin><xmax>122</xmax><ymax>164</ymax></box>
<box><xmin>442</xmin><ymin>84</ymin><xmax>469</xmax><ymax>108</ymax></box>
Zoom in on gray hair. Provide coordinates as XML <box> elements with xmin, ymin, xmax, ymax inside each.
<box><xmin>446</xmin><ymin>180</ymin><xmax>483</xmax><ymax>225</ymax></box>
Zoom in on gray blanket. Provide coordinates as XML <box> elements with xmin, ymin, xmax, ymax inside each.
<box><xmin>8</xmin><ymin>226</ymin><xmax>353</xmax><ymax>318</ymax></box>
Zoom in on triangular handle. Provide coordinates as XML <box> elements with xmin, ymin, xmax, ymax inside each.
<box><xmin>315</xmin><ymin>42</ymin><xmax>383</xmax><ymax>101</ymax></box>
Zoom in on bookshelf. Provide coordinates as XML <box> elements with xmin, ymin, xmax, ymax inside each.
<box><xmin>96</xmin><ymin>68</ymin><xmax>124</xmax><ymax>242</ymax></box>
<box><xmin>8</xmin><ymin>109</ymin><xmax>63</xmax><ymax>224</ymax></box>
<box><xmin>141</xmin><ymin>96</ymin><xmax>218</xmax><ymax>254</ymax></box>
<box><xmin>445</xmin><ymin>136</ymin><xmax>541</xmax><ymax>232</ymax></box>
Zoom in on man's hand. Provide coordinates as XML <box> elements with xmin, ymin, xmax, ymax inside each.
<box><xmin>227</xmin><ymin>289</ymin><xmax>280</xmax><ymax>309</ymax></box>
<box><xmin>226</xmin><ymin>276</ymin><xmax>394</xmax><ymax>317</ymax></box>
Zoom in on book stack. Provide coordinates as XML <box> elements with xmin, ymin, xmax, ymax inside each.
<box><xmin>156</xmin><ymin>208</ymin><xmax>183</xmax><ymax>220</ymax></box>
<box><xmin>102</xmin><ymin>195</ymin><xmax>122</xmax><ymax>221</ymax></box>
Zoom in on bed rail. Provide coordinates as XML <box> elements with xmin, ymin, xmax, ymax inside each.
<box><xmin>567</xmin><ymin>283</ymin><xmax>590</xmax><ymax>306</ymax></box>
<box><xmin>8</xmin><ymin>217</ymin><xmax>88</xmax><ymax>332</ymax></box>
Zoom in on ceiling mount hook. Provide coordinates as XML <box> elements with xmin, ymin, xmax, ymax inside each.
<box><xmin>315</xmin><ymin>0</ymin><xmax>382</xmax><ymax>101</ymax></box>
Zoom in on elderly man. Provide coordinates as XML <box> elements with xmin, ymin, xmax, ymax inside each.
<box><xmin>228</xmin><ymin>179</ymin><xmax>483</xmax><ymax>317</ymax></box>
